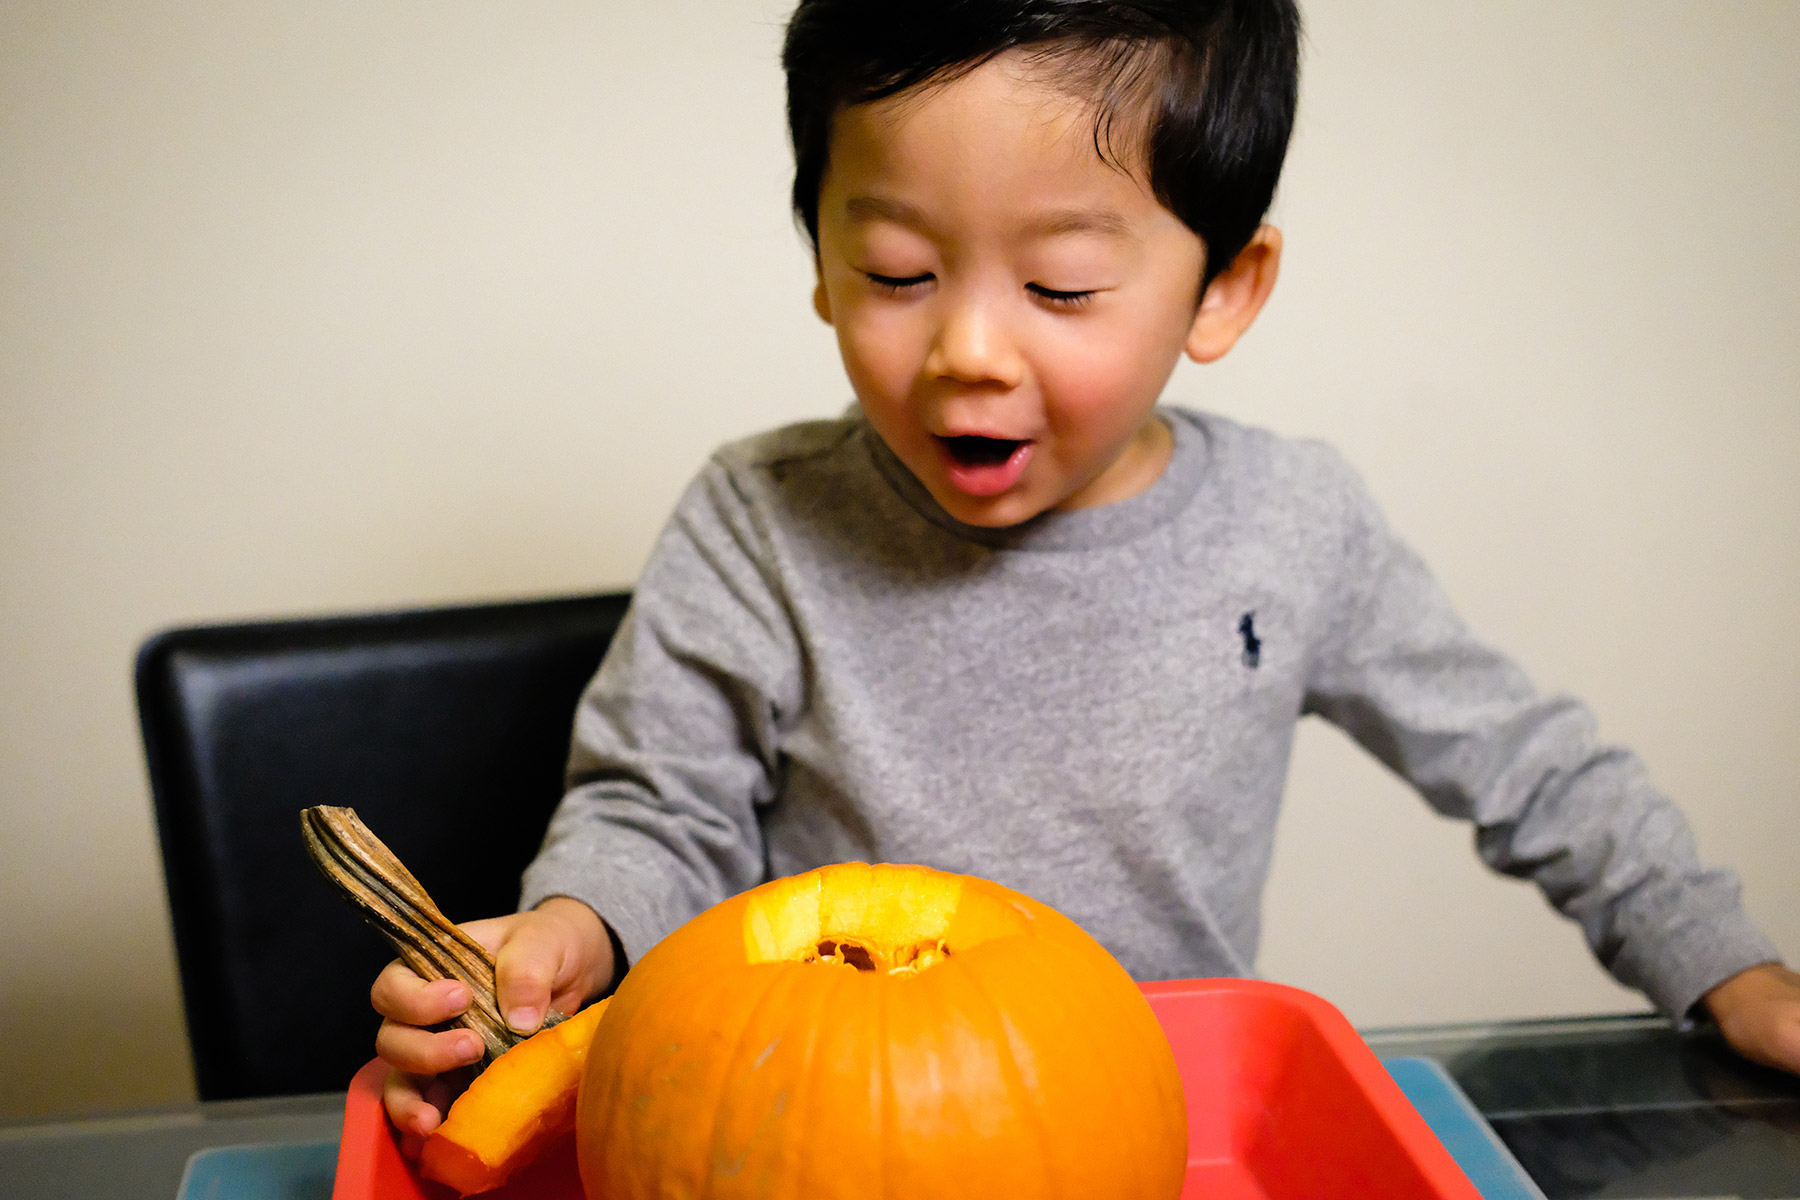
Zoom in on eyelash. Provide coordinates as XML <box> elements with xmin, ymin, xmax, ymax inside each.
<box><xmin>864</xmin><ymin>273</ymin><xmax>1098</xmax><ymax>309</ymax></box>
<box><xmin>1027</xmin><ymin>283</ymin><xmax>1097</xmax><ymax>309</ymax></box>
<box><xmin>867</xmin><ymin>272</ymin><xmax>932</xmax><ymax>295</ymax></box>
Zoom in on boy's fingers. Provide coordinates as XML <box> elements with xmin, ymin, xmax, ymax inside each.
<box><xmin>382</xmin><ymin>1069</ymin><xmax>444</xmax><ymax>1141</ymax></box>
<box><xmin>551</xmin><ymin>984</ymin><xmax>590</xmax><ymax>1020</ymax></box>
<box><xmin>460</xmin><ymin>915</ymin><xmax>517</xmax><ymax>957</ymax></box>
<box><xmin>371</xmin><ymin>966</ymin><xmax>471</xmax><ymax>1025</ymax></box>
<box><xmin>1737</xmin><ymin>1016</ymin><xmax>1800</xmax><ymax>1076</ymax></box>
<box><xmin>1711</xmin><ymin>963</ymin><xmax>1800</xmax><ymax>1078</ymax></box>
<box><xmin>376</xmin><ymin>1021</ymin><xmax>485</xmax><ymax>1077</ymax></box>
<box><xmin>1759</xmin><ymin>1001</ymin><xmax>1800</xmax><ymax>1074</ymax></box>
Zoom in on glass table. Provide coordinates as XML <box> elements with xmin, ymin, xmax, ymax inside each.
<box><xmin>5</xmin><ymin>1013</ymin><xmax>1798</xmax><ymax>1199</ymax></box>
<box><xmin>0</xmin><ymin>1089</ymin><xmax>343</xmax><ymax>1200</ymax></box>
<box><xmin>1365</xmin><ymin>1014</ymin><xmax>1800</xmax><ymax>1198</ymax></box>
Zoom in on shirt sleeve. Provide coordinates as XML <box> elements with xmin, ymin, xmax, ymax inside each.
<box><xmin>519</xmin><ymin>457</ymin><xmax>803</xmax><ymax>968</ymax></box>
<box><xmin>1301</xmin><ymin>448</ymin><xmax>1777</xmax><ymax>1020</ymax></box>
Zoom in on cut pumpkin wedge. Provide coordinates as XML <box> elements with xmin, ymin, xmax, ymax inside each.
<box><xmin>418</xmin><ymin>997</ymin><xmax>611</xmax><ymax>1195</ymax></box>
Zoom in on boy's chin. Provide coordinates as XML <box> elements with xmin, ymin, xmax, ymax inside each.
<box><xmin>922</xmin><ymin>481</ymin><xmax>1051</xmax><ymax>529</ymax></box>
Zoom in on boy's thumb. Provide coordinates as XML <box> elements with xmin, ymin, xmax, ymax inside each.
<box><xmin>493</xmin><ymin>922</ymin><xmax>560</xmax><ymax>1035</ymax></box>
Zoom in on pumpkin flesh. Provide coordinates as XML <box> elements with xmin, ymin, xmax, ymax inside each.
<box><xmin>419</xmin><ymin>996</ymin><xmax>611</xmax><ymax>1194</ymax></box>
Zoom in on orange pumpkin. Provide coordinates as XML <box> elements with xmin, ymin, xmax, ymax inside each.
<box><xmin>576</xmin><ymin>862</ymin><xmax>1187</xmax><ymax>1199</ymax></box>
<box><xmin>420</xmin><ymin>996</ymin><xmax>611</xmax><ymax>1194</ymax></box>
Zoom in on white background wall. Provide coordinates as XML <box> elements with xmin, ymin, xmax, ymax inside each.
<box><xmin>2</xmin><ymin>1</ymin><xmax>1794</xmax><ymax>1118</ymax></box>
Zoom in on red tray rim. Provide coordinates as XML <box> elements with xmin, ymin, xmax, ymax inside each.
<box><xmin>337</xmin><ymin>977</ymin><xmax>1481</xmax><ymax>1199</ymax></box>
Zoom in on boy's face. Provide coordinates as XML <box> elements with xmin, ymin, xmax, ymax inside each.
<box><xmin>811</xmin><ymin>51</ymin><xmax>1271</xmax><ymax>528</ymax></box>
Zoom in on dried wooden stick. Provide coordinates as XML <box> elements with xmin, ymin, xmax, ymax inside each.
<box><xmin>300</xmin><ymin>804</ymin><xmax>563</xmax><ymax>1071</ymax></box>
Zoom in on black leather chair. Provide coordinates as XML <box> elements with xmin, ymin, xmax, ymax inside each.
<box><xmin>136</xmin><ymin>591</ymin><xmax>631</xmax><ymax>1100</ymax></box>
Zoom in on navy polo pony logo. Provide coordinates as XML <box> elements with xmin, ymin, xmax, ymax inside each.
<box><xmin>1238</xmin><ymin>612</ymin><xmax>1261</xmax><ymax>669</ymax></box>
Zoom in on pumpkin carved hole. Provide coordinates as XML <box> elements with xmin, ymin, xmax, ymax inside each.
<box><xmin>803</xmin><ymin>938</ymin><xmax>953</xmax><ymax>975</ymax></box>
<box><xmin>815</xmin><ymin>940</ymin><xmax>876</xmax><ymax>970</ymax></box>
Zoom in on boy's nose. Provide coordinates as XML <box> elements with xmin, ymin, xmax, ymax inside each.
<box><xmin>925</xmin><ymin>296</ymin><xmax>1024</xmax><ymax>390</ymax></box>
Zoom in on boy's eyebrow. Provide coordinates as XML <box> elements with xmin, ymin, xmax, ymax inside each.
<box><xmin>1022</xmin><ymin>207</ymin><xmax>1134</xmax><ymax>240</ymax></box>
<box><xmin>842</xmin><ymin>195</ymin><xmax>1134</xmax><ymax>241</ymax></box>
<box><xmin>844</xmin><ymin>194</ymin><xmax>935</xmax><ymax>233</ymax></box>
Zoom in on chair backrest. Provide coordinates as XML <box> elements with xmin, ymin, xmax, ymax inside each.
<box><xmin>136</xmin><ymin>591</ymin><xmax>631</xmax><ymax>1100</ymax></box>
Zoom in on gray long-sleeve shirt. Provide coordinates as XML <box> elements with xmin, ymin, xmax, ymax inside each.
<box><xmin>520</xmin><ymin>407</ymin><xmax>1776</xmax><ymax>1019</ymax></box>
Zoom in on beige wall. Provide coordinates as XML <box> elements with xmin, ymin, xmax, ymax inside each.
<box><xmin>2</xmin><ymin>1</ymin><xmax>1794</xmax><ymax>1118</ymax></box>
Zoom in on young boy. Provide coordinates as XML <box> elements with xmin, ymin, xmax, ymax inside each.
<box><xmin>374</xmin><ymin>0</ymin><xmax>1800</xmax><ymax>1135</ymax></box>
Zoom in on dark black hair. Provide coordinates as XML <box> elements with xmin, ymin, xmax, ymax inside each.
<box><xmin>782</xmin><ymin>0</ymin><xmax>1301</xmax><ymax>291</ymax></box>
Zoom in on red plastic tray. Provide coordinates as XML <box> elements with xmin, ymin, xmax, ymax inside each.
<box><xmin>334</xmin><ymin>978</ymin><xmax>1481</xmax><ymax>1199</ymax></box>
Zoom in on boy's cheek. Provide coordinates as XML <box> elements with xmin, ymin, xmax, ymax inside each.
<box><xmin>1075</xmin><ymin>309</ymin><xmax>1188</xmax><ymax>372</ymax></box>
<box><xmin>1042</xmin><ymin>353</ymin><xmax>1159</xmax><ymax>426</ymax></box>
<box><xmin>839</xmin><ymin>318</ymin><xmax>921</xmax><ymax>394</ymax></box>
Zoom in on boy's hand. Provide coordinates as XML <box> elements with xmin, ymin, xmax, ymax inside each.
<box><xmin>1702</xmin><ymin>961</ymin><xmax>1800</xmax><ymax>1076</ymax></box>
<box><xmin>370</xmin><ymin>896</ymin><xmax>615</xmax><ymax>1144</ymax></box>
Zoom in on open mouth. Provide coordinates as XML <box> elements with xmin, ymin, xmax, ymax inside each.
<box><xmin>939</xmin><ymin>435</ymin><xmax>1027</xmax><ymax>467</ymax></box>
<box><xmin>933</xmin><ymin>434</ymin><xmax>1033</xmax><ymax>498</ymax></box>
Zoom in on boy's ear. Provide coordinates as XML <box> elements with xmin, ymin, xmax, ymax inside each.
<box><xmin>812</xmin><ymin>261</ymin><xmax>833</xmax><ymax>325</ymax></box>
<box><xmin>1185</xmin><ymin>224</ymin><xmax>1282</xmax><ymax>364</ymax></box>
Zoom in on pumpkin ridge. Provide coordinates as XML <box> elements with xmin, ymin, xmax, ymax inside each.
<box><xmin>876</xmin><ymin>968</ymin><xmax>896</xmax><ymax>1200</ymax></box>
<box><xmin>697</xmin><ymin>963</ymin><xmax>793</xmax><ymax>1200</ymax></box>
<box><xmin>591</xmin><ymin>954</ymin><xmax>780</xmax><ymax>1196</ymax></box>
<box><xmin>954</xmin><ymin>956</ymin><xmax>1059</xmax><ymax>1200</ymax></box>
<box><xmin>969</xmin><ymin>939</ymin><xmax>1129</xmax><ymax>1195</ymax></box>
<box><xmin>783</xmin><ymin>957</ymin><xmax>853</xmax><ymax>1200</ymax></box>
<box><xmin>578</xmin><ymin>976</ymin><xmax>635</xmax><ymax>1194</ymax></box>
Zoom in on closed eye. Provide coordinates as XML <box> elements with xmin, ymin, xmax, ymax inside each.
<box><xmin>1027</xmin><ymin>283</ymin><xmax>1098</xmax><ymax>309</ymax></box>
<box><xmin>867</xmin><ymin>272</ymin><xmax>933</xmax><ymax>295</ymax></box>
